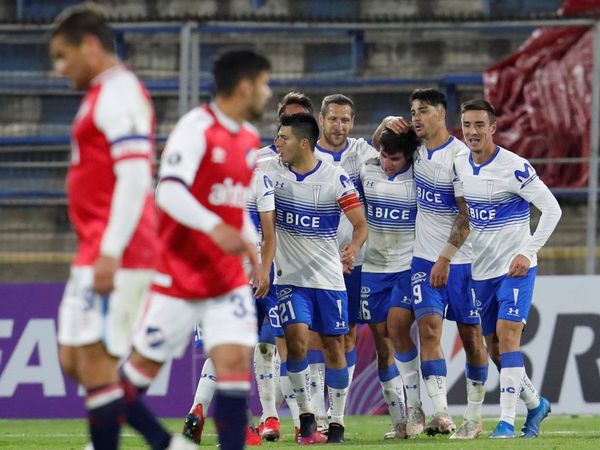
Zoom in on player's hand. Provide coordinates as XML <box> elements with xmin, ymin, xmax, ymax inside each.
<box><xmin>93</xmin><ymin>254</ymin><xmax>119</xmax><ymax>296</ymax></box>
<box><xmin>430</xmin><ymin>257</ymin><xmax>450</xmax><ymax>288</ymax></box>
<box><xmin>209</xmin><ymin>222</ymin><xmax>247</xmax><ymax>255</ymax></box>
<box><xmin>384</xmin><ymin>116</ymin><xmax>411</xmax><ymax>135</ymax></box>
<box><xmin>340</xmin><ymin>243</ymin><xmax>358</xmax><ymax>274</ymax></box>
<box><xmin>245</xmin><ymin>241</ymin><xmax>260</xmax><ymax>284</ymax></box>
<box><xmin>508</xmin><ymin>254</ymin><xmax>530</xmax><ymax>277</ymax></box>
<box><xmin>253</xmin><ymin>264</ymin><xmax>271</xmax><ymax>298</ymax></box>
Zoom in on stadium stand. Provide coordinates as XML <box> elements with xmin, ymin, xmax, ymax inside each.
<box><xmin>0</xmin><ymin>0</ymin><xmax>597</xmax><ymax>280</ymax></box>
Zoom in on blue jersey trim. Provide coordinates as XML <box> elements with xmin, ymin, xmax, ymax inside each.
<box><xmin>387</xmin><ymin>162</ymin><xmax>413</xmax><ymax>181</ymax></box>
<box><xmin>289</xmin><ymin>160</ymin><xmax>322</xmax><ymax>181</ymax></box>
<box><xmin>427</xmin><ymin>136</ymin><xmax>455</xmax><ymax>160</ymax></box>
<box><xmin>469</xmin><ymin>146</ymin><xmax>500</xmax><ymax>175</ymax></box>
<box><xmin>110</xmin><ymin>134</ymin><xmax>150</xmax><ymax>145</ymax></box>
<box><xmin>315</xmin><ymin>140</ymin><xmax>350</xmax><ymax>162</ymax></box>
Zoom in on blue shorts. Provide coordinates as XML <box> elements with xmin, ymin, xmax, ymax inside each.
<box><xmin>276</xmin><ymin>285</ymin><xmax>349</xmax><ymax>335</ymax></box>
<box><xmin>474</xmin><ymin>267</ymin><xmax>537</xmax><ymax>336</ymax></box>
<box><xmin>360</xmin><ymin>270</ymin><xmax>412</xmax><ymax>323</ymax></box>
<box><xmin>411</xmin><ymin>257</ymin><xmax>479</xmax><ymax>325</ymax></box>
<box><xmin>256</xmin><ymin>284</ymin><xmax>284</xmax><ymax>338</ymax></box>
<box><xmin>344</xmin><ymin>265</ymin><xmax>362</xmax><ymax>325</ymax></box>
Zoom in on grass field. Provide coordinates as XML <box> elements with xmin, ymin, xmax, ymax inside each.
<box><xmin>1</xmin><ymin>415</ymin><xmax>599</xmax><ymax>449</ymax></box>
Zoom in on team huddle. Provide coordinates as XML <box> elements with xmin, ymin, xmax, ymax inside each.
<box><xmin>50</xmin><ymin>5</ymin><xmax>562</xmax><ymax>450</ymax></box>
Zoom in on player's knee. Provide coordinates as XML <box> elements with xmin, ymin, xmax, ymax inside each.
<box><xmin>417</xmin><ymin>318</ymin><xmax>441</xmax><ymax>346</ymax></box>
<box><xmin>458</xmin><ymin>322</ymin><xmax>482</xmax><ymax>343</ymax></box>
<box><xmin>286</xmin><ymin>340</ymin><xmax>307</xmax><ymax>361</ymax></box>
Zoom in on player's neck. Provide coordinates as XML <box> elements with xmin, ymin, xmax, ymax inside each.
<box><xmin>89</xmin><ymin>55</ymin><xmax>120</xmax><ymax>84</ymax></box>
<box><xmin>472</xmin><ymin>143</ymin><xmax>497</xmax><ymax>165</ymax></box>
<box><xmin>290</xmin><ymin>153</ymin><xmax>319</xmax><ymax>174</ymax></box>
<box><xmin>214</xmin><ymin>98</ymin><xmax>246</xmax><ymax>125</ymax></box>
<box><xmin>317</xmin><ymin>138</ymin><xmax>347</xmax><ymax>153</ymax></box>
<box><xmin>424</xmin><ymin>128</ymin><xmax>451</xmax><ymax>150</ymax></box>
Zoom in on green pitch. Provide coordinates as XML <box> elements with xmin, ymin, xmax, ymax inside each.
<box><xmin>1</xmin><ymin>415</ymin><xmax>599</xmax><ymax>449</ymax></box>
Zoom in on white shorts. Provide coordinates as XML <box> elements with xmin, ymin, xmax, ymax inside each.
<box><xmin>58</xmin><ymin>266</ymin><xmax>154</xmax><ymax>357</ymax></box>
<box><xmin>132</xmin><ymin>285</ymin><xmax>257</xmax><ymax>362</ymax></box>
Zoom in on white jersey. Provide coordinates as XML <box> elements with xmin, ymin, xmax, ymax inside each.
<box><xmin>246</xmin><ymin>167</ymin><xmax>275</xmax><ymax>254</ymax></box>
<box><xmin>315</xmin><ymin>137</ymin><xmax>378</xmax><ymax>265</ymax></box>
<box><xmin>454</xmin><ymin>146</ymin><xmax>560</xmax><ymax>280</ymax></box>
<box><xmin>259</xmin><ymin>156</ymin><xmax>361</xmax><ymax>291</ymax></box>
<box><xmin>413</xmin><ymin>136</ymin><xmax>472</xmax><ymax>264</ymax></box>
<box><xmin>359</xmin><ymin>157</ymin><xmax>416</xmax><ymax>273</ymax></box>
<box><xmin>256</xmin><ymin>143</ymin><xmax>278</xmax><ymax>161</ymax></box>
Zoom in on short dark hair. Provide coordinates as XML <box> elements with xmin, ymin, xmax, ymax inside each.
<box><xmin>50</xmin><ymin>4</ymin><xmax>114</xmax><ymax>52</ymax></box>
<box><xmin>213</xmin><ymin>50</ymin><xmax>271</xmax><ymax>97</ymax></box>
<box><xmin>410</xmin><ymin>88</ymin><xmax>447</xmax><ymax>111</ymax></box>
<box><xmin>461</xmin><ymin>99</ymin><xmax>497</xmax><ymax>124</ymax></box>
<box><xmin>280</xmin><ymin>113</ymin><xmax>320</xmax><ymax>150</ymax></box>
<box><xmin>277</xmin><ymin>92</ymin><xmax>314</xmax><ymax>118</ymax></box>
<box><xmin>320</xmin><ymin>94</ymin><xmax>355</xmax><ymax>116</ymax></box>
<box><xmin>379</xmin><ymin>128</ymin><xmax>419</xmax><ymax>165</ymax></box>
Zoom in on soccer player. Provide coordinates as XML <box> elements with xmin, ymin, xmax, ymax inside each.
<box><xmin>455</xmin><ymin>99</ymin><xmax>560</xmax><ymax>438</ymax></box>
<box><xmin>182</xmin><ymin>165</ymin><xmax>276</xmax><ymax>446</ymax></box>
<box><xmin>260</xmin><ymin>113</ymin><xmax>368</xmax><ymax>444</ymax></box>
<box><xmin>256</xmin><ymin>91</ymin><xmax>314</xmax><ymax>160</ymax></box>
<box><xmin>373</xmin><ymin>89</ymin><xmax>489</xmax><ymax>439</ymax></box>
<box><xmin>49</xmin><ymin>5</ymin><xmax>158</xmax><ymax>449</ymax></box>
<box><xmin>358</xmin><ymin>128</ymin><xmax>420</xmax><ymax>439</ymax></box>
<box><xmin>315</xmin><ymin>94</ymin><xmax>379</xmax><ymax>392</ymax></box>
<box><xmin>122</xmin><ymin>50</ymin><xmax>272</xmax><ymax>450</ymax></box>
<box><xmin>254</xmin><ymin>91</ymin><xmax>315</xmax><ymax>439</ymax></box>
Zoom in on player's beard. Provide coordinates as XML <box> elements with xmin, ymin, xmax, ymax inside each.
<box><xmin>247</xmin><ymin>103</ymin><xmax>265</xmax><ymax>121</ymax></box>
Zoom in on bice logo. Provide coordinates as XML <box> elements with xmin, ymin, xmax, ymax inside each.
<box><xmin>411</xmin><ymin>271</ymin><xmax>427</xmax><ymax>283</ymax></box>
<box><xmin>208</xmin><ymin>177</ymin><xmax>248</xmax><ymax>208</ymax></box>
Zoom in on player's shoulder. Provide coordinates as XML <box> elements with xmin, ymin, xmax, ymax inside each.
<box><xmin>364</xmin><ymin>156</ymin><xmax>381</xmax><ymax>167</ymax></box>
<box><xmin>497</xmin><ymin>146</ymin><xmax>529</xmax><ymax>166</ymax></box>
<box><xmin>256</xmin><ymin>154</ymin><xmax>283</xmax><ymax>173</ymax></box>
<box><xmin>256</xmin><ymin>144</ymin><xmax>278</xmax><ymax>160</ymax></box>
<box><xmin>241</xmin><ymin>120</ymin><xmax>260</xmax><ymax>137</ymax></box>
<box><xmin>99</xmin><ymin>66</ymin><xmax>144</xmax><ymax>100</ymax></box>
<box><xmin>177</xmin><ymin>106</ymin><xmax>215</xmax><ymax>131</ymax></box>
<box><xmin>453</xmin><ymin>147</ymin><xmax>470</xmax><ymax>168</ymax></box>
<box><xmin>448</xmin><ymin>136</ymin><xmax>470</xmax><ymax>156</ymax></box>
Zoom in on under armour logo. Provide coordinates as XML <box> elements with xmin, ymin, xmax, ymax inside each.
<box><xmin>508</xmin><ymin>307</ymin><xmax>520</xmax><ymax>316</ymax></box>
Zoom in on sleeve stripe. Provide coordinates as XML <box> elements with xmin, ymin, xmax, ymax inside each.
<box><xmin>113</xmin><ymin>154</ymin><xmax>151</xmax><ymax>163</ymax></box>
<box><xmin>159</xmin><ymin>176</ymin><xmax>189</xmax><ymax>188</ymax></box>
<box><xmin>111</xmin><ymin>134</ymin><xmax>151</xmax><ymax>145</ymax></box>
<box><xmin>338</xmin><ymin>192</ymin><xmax>361</xmax><ymax>212</ymax></box>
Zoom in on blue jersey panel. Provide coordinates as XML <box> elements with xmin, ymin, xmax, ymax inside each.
<box><xmin>344</xmin><ymin>265</ymin><xmax>362</xmax><ymax>324</ymax></box>
<box><xmin>474</xmin><ymin>267</ymin><xmax>537</xmax><ymax>336</ymax></box>
<box><xmin>360</xmin><ymin>270</ymin><xmax>411</xmax><ymax>323</ymax></box>
<box><xmin>411</xmin><ymin>257</ymin><xmax>478</xmax><ymax>324</ymax></box>
<box><xmin>276</xmin><ymin>285</ymin><xmax>348</xmax><ymax>335</ymax></box>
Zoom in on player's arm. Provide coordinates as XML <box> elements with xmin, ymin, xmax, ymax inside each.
<box><xmin>94</xmin><ymin>80</ymin><xmax>154</xmax><ymax>295</ymax></box>
<box><xmin>509</xmin><ymin>184</ymin><xmax>562</xmax><ymax>277</ymax></box>
<box><xmin>372</xmin><ymin>116</ymin><xmax>411</xmax><ymax>149</ymax></box>
<box><xmin>96</xmin><ymin>159</ymin><xmax>152</xmax><ymax>295</ymax></box>
<box><xmin>339</xmin><ymin>194</ymin><xmax>368</xmax><ymax>274</ymax></box>
<box><xmin>254</xmin><ymin>210</ymin><xmax>275</xmax><ymax>298</ymax></box>
<box><xmin>156</xmin><ymin>180</ymin><xmax>247</xmax><ymax>255</ymax></box>
<box><xmin>430</xmin><ymin>196</ymin><xmax>470</xmax><ymax>288</ymax></box>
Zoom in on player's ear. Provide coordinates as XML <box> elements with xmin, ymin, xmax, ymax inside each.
<box><xmin>490</xmin><ymin>121</ymin><xmax>497</xmax><ymax>135</ymax></box>
<box><xmin>236</xmin><ymin>78</ymin><xmax>252</xmax><ymax>99</ymax></box>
